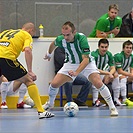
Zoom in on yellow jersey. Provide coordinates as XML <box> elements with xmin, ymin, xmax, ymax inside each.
<box><xmin>0</xmin><ymin>29</ymin><xmax>33</xmax><ymax>60</ymax></box>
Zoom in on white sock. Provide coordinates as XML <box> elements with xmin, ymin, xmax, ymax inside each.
<box><xmin>1</xmin><ymin>82</ymin><xmax>11</xmax><ymax>103</ymax></box>
<box><xmin>120</xmin><ymin>78</ymin><xmax>127</xmax><ymax>102</ymax></box>
<box><xmin>48</xmin><ymin>84</ymin><xmax>59</xmax><ymax>105</ymax></box>
<box><xmin>112</xmin><ymin>77</ymin><xmax>120</xmax><ymax>102</ymax></box>
<box><xmin>18</xmin><ymin>84</ymin><xmax>27</xmax><ymax>103</ymax></box>
<box><xmin>92</xmin><ymin>85</ymin><xmax>99</xmax><ymax>103</ymax></box>
<box><xmin>99</xmin><ymin>84</ymin><xmax>115</xmax><ymax>109</ymax></box>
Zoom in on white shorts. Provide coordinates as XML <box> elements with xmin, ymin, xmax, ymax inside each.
<box><xmin>58</xmin><ymin>60</ymin><xmax>99</xmax><ymax>81</ymax></box>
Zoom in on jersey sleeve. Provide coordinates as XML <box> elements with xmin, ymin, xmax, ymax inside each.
<box><xmin>78</xmin><ymin>33</ymin><xmax>90</xmax><ymax>55</ymax></box>
<box><xmin>116</xmin><ymin>17</ymin><xmax>122</xmax><ymax>28</ymax></box>
<box><xmin>130</xmin><ymin>55</ymin><xmax>133</xmax><ymax>68</ymax></box>
<box><xmin>108</xmin><ymin>52</ymin><xmax>115</xmax><ymax>66</ymax></box>
<box><xmin>22</xmin><ymin>31</ymin><xmax>33</xmax><ymax>51</ymax></box>
<box><xmin>96</xmin><ymin>19</ymin><xmax>108</xmax><ymax>31</ymax></box>
<box><xmin>114</xmin><ymin>53</ymin><xmax>122</xmax><ymax>68</ymax></box>
<box><xmin>54</xmin><ymin>35</ymin><xmax>64</xmax><ymax>48</ymax></box>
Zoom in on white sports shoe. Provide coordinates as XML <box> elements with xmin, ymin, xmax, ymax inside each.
<box><xmin>38</xmin><ymin>111</ymin><xmax>55</xmax><ymax>119</ymax></box>
<box><xmin>1</xmin><ymin>102</ymin><xmax>8</xmax><ymax>109</ymax></box>
<box><xmin>110</xmin><ymin>108</ymin><xmax>118</xmax><ymax>116</ymax></box>
<box><xmin>17</xmin><ymin>101</ymin><xmax>32</xmax><ymax>109</ymax></box>
<box><xmin>42</xmin><ymin>101</ymin><xmax>54</xmax><ymax>110</ymax></box>
<box><xmin>24</xmin><ymin>97</ymin><xmax>35</xmax><ymax>107</ymax></box>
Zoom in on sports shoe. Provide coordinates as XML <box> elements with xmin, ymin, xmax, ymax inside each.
<box><xmin>17</xmin><ymin>101</ymin><xmax>32</xmax><ymax>109</ymax></box>
<box><xmin>74</xmin><ymin>99</ymin><xmax>87</xmax><ymax>106</ymax></box>
<box><xmin>24</xmin><ymin>96</ymin><xmax>35</xmax><ymax>107</ymax></box>
<box><xmin>110</xmin><ymin>108</ymin><xmax>118</xmax><ymax>116</ymax></box>
<box><xmin>93</xmin><ymin>99</ymin><xmax>106</xmax><ymax>107</ymax></box>
<box><xmin>124</xmin><ymin>98</ymin><xmax>133</xmax><ymax>106</ymax></box>
<box><xmin>42</xmin><ymin>101</ymin><xmax>54</xmax><ymax>110</ymax></box>
<box><xmin>1</xmin><ymin>102</ymin><xmax>8</xmax><ymax>109</ymax></box>
<box><xmin>114</xmin><ymin>100</ymin><xmax>126</xmax><ymax>106</ymax></box>
<box><xmin>38</xmin><ymin>111</ymin><xmax>55</xmax><ymax>119</ymax></box>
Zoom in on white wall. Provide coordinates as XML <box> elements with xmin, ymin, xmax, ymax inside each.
<box><xmin>18</xmin><ymin>38</ymin><xmax>132</xmax><ymax>95</ymax></box>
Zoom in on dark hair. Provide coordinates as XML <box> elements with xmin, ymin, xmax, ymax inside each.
<box><xmin>122</xmin><ymin>40</ymin><xmax>133</xmax><ymax>49</ymax></box>
<box><xmin>98</xmin><ymin>38</ymin><xmax>109</xmax><ymax>47</ymax></box>
<box><xmin>62</xmin><ymin>21</ymin><xmax>75</xmax><ymax>33</ymax></box>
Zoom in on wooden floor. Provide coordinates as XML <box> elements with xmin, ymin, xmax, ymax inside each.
<box><xmin>0</xmin><ymin>106</ymin><xmax>133</xmax><ymax>133</ymax></box>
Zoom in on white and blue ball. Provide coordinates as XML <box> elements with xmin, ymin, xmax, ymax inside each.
<box><xmin>63</xmin><ymin>102</ymin><xmax>79</xmax><ymax>117</ymax></box>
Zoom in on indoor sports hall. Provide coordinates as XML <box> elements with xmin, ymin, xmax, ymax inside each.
<box><xmin>0</xmin><ymin>0</ymin><xmax>133</xmax><ymax>133</ymax></box>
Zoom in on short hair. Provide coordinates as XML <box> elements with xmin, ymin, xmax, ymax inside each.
<box><xmin>122</xmin><ymin>40</ymin><xmax>133</xmax><ymax>49</ymax></box>
<box><xmin>98</xmin><ymin>38</ymin><xmax>109</xmax><ymax>47</ymax></box>
<box><xmin>62</xmin><ymin>21</ymin><xmax>75</xmax><ymax>33</ymax></box>
<box><xmin>109</xmin><ymin>4</ymin><xmax>119</xmax><ymax>11</ymax></box>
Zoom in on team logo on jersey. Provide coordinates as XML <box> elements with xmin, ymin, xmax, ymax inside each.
<box><xmin>83</xmin><ymin>48</ymin><xmax>90</xmax><ymax>52</ymax></box>
<box><xmin>0</xmin><ymin>42</ymin><xmax>10</xmax><ymax>46</ymax></box>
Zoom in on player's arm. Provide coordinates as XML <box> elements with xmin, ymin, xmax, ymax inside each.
<box><xmin>98</xmin><ymin>69</ymin><xmax>111</xmax><ymax>75</ymax></box>
<box><xmin>109</xmin><ymin>66</ymin><xmax>116</xmax><ymax>75</ymax></box>
<box><xmin>44</xmin><ymin>41</ymin><xmax>56</xmax><ymax>61</ymax></box>
<box><xmin>48</xmin><ymin>41</ymin><xmax>56</xmax><ymax>54</ymax></box>
<box><xmin>98</xmin><ymin>66</ymin><xmax>115</xmax><ymax>77</ymax></box>
<box><xmin>68</xmin><ymin>54</ymin><xmax>89</xmax><ymax>76</ymax></box>
<box><xmin>24</xmin><ymin>47</ymin><xmax>36</xmax><ymax>81</ymax></box>
<box><xmin>117</xmin><ymin>67</ymin><xmax>133</xmax><ymax>78</ymax></box>
<box><xmin>25</xmin><ymin>47</ymin><xmax>32</xmax><ymax>72</ymax></box>
<box><xmin>96</xmin><ymin>30</ymin><xmax>108</xmax><ymax>38</ymax></box>
<box><xmin>96</xmin><ymin>28</ymin><xmax>119</xmax><ymax>38</ymax></box>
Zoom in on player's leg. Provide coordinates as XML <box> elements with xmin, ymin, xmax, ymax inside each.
<box><xmin>17</xmin><ymin>83</ymin><xmax>32</xmax><ymax>109</ymax></box>
<box><xmin>119</xmin><ymin>78</ymin><xmax>127</xmax><ymax>103</ymax></box>
<box><xmin>0</xmin><ymin>76</ymin><xmax>9</xmax><ymax>109</ymax></box>
<box><xmin>43</xmin><ymin>73</ymin><xmax>73</xmax><ymax>110</ymax></box>
<box><xmin>92</xmin><ymin>75</ymin><xmax>106</xmax><ymax>107</ymax></box>
<box><xmin>89</xmin><ymin>73</ymin><xmax>118</xmax><ymax>116</ymax></box>
<box><xmin>92</xmin><ymin>86</ymin><xmax>99</xmax><ymax>105</ymax></box>
<box><xmin>112</xmin><ymin>76</ymin><xmax>121</xmax><ymax>106</ymax></box>
<box><xmin>17</xmin><ymin>76</ymin><xmax>55</xmax><ymax>118</ymax></box>
<box><xmin>1</xmin><ymin>58</ymin><xmax>54</xmax><ymax>119</ymax></box>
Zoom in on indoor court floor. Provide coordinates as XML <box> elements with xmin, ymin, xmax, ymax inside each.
<box><xmin>0</xmin><ymin>106</ymin><xmax>133</xmax><ymax>133</ymax></box>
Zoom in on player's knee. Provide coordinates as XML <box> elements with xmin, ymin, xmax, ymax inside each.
<box><xmin>50</xmin><ymin>82</ymin><xmax>60</xmax><ymax>88</ymax></box>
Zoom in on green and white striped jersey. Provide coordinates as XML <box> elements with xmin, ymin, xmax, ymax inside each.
<box><xmin>114</xmin><ymin>51</ymin><xmax>133</xmax><ymax>71</ymax></box>
<box><xmin>91</xmin><ymin>49</ymin><xmax>114</xmax><ymax>70</ymax></box>
<box><xmin>54</xmin><ymin>32</ymin><xmax>90</xmax><ymax>64</ymax></box>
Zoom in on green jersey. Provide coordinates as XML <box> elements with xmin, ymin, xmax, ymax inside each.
<box><xmin>91</xmin><ymin>49</ymin><xmax>114</xmax><ymax>70</ymax></box>
<box><xmin>114</xmin><ymin>51</ymin><xmax>133</xmax><ymax>71</ymax></box>
<box><xmin>54</xmin><ymin>32</ymin><xmax>90</xmax><ymax>64</ymax></box>
<box><xmin>89</xmin><ymin>13</ymin><xmax>122</xmax><ymax>37</ymax></box>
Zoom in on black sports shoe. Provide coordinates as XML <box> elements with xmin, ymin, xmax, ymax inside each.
<box><xmin>93</xmin><ymin>99</ymin><xmax>106</xmax><ymax>107</ymax></box>
<box><xmin>74</xmin><ymin>99</ymin><xmax>87</xmax><ymax>106</ymax></box>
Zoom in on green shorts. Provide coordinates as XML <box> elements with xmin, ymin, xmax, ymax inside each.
<box><xmin>0</xmin><ymin>58</ymin><xmax>27</xmax><ymax>81</ymax></box>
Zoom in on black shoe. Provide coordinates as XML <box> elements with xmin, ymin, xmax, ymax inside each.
<box><xmin>74</xmin><ymin>99</ymin><xmax>87</xmax><ymax>106</ymax></box>
<box><xmin>92</xmin><ymin>99</ymin><xmax>106</xmax><ymax>107</ymax></box>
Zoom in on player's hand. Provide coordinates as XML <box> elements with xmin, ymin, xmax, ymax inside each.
<box><xmin>28</xmin><ymin>71</ymin><xmax>37</xmax><ymax>81</ymax></box>
<box><xmin>108</xmin><ymin>73</ymin><xmax>114</xmax><ymax>79</ymax></box>
<box><xmin>119</xmin><ymin>75</ymin><xmax>126</xmax><ymax>80</ymax></box>
<box><xmin>43</xmin><ymin>54</ymin><xmax>51</xmax><ymax>61</ymax></box>
<box><xmin>68</xmin><ymin>70</ymin><xmax>78</xmax><ymax>77</ymax></box>
<box><xmin>112</xmin><ymin>27</ymin><xmax>119</xmax><ymax>35</ymax></box>
<box><xmin>43</xmin><ymin>51</ymin><xmax>52</xmax><ymax>61</ymax></box>
<box><xmin>100</xmin><ymin>32</ymin><xmax>107</xmax><ymax>38</ymax></box>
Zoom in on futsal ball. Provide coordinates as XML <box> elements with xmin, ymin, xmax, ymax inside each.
<box><xmin>63</xmin><ymin>102</ymin><xmax>79</xmax><ymax>117</ymax></box>
<box><xmin>24</xmin><ymin>96</ymin><xmax>35</xmax><ymax>107</ymax></box>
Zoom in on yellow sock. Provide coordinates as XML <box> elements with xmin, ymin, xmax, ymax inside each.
<box><xmin>28</xmin><ymin>84</ymin><xmax>44</xmax><ymax>112</ymax></box>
